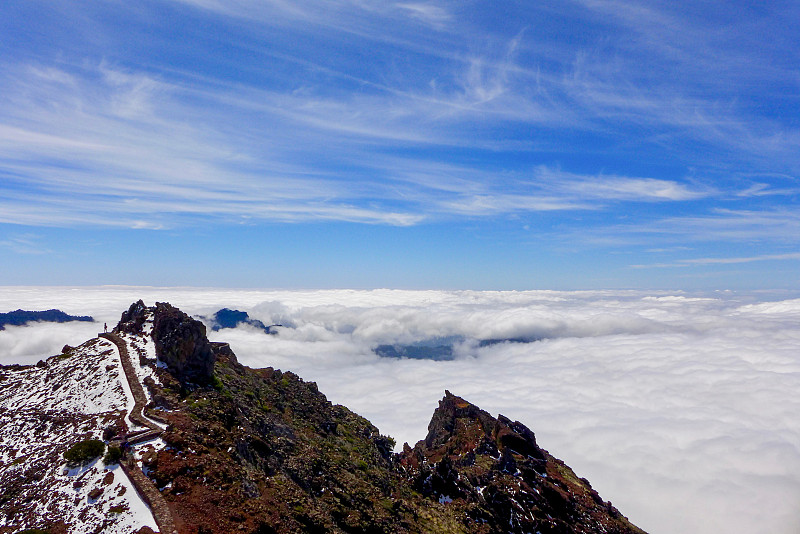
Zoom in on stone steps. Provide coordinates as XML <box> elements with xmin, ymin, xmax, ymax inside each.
<box><xmin>100</xmin><ymin>332</ymin><xmax>178</xmax><ymax>534</ymax></box>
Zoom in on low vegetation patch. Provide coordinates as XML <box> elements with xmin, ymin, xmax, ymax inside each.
<box><xmin>64</xmin><ymin>439</ymin><xmax>105</xmax><ymax>465</ymax></box>
<box><xmin>103</xmin><ymin>445</ymin><xmax>123</xmax><ymax>465</ymax></box>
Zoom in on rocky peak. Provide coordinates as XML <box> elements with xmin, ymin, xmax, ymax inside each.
<box><xmin>151</xmin><ymin>302</ymin><xmax>215</xmax><ymax>384</ymax></box>
<box><xmin>400</xmin><ymin>391</ymin><xmax>642</xmax><ymax>534</ymax></box>
<box><xmin>116</xmin><ymin>300</ymin><xmax>216</xmax><ymax>384</ymax></box>
<box><xmin>421</xmin><ymin>390</ymin><xmax>545</xmax><ymax>462</ymax></box>
<box><xmin>116</xmin><ymin>299</ymin><xmax>148</xmax><ymax>334</ymax></box>
<box><xmin>424</xmin><ymin>390</ymin><xmax>502</xmax><ymax>450</ymax></box>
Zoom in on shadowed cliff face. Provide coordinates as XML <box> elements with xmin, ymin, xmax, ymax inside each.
<box><xmin>116</xmin><ymin>300</ymin><xmax>215</xmax><ymax>384</ymax></box>
<box><xmin>117</xmin><ymin>299</ymin><xmax>148</xmax><ymax>334</ymax></box>
<box><xmin>152</xmin><ymin>302</ymin><xmax>215</xmax><ymax>384</ymax></box>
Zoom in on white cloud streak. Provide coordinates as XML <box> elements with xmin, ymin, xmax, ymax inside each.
<box><xmin>1</xmin><ymin>287</ymin><xmax>799</xmax><ymax>534</ymax></box>
<box><xmin>0</xmin><ymin>234</ymin><xmax>51</xmax><ymax>255</ymax></box>
<box><xmin>0</xmin><ymin>59</ymin><xmax>713</xmax><ymax>230</ymax></box>
<box><xmin>572</xmin><ymin>207</ymin><xmax>800</xmax><ymax>250</ymax></box>
<box><xmin>396</xmin><ymin>2</ymin><xmax>451</xmax><ymax>27</ymax></box>
<box><xmin>683</xmin><ymin>252</ymin><xmax>800</xmax><ymax>265</ymax></box>
<box><xmin>540</xmin><ymin>168</ymin><xmax>709</xmax><ymax>201</ymax></box>
<box><xmin>2</xmin><ymin>1</ymin><xmax>797</xmax><ymax>238</ymax></box>
<box><xmin>633</xmin><ymin>251</ymin><xmax>800</xmax><ymax>269</ymax></box>
<box><xmin>648</xmin><ymin>209</ymin><xmax>800</xmax><ymax>242</ymax></box>
<box><xmin>0</xmin><ymin>64</ymin><xmax>427</xmax><ymax>228</ymax></box>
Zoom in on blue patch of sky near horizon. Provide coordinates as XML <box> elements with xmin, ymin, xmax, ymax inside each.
<box><xmin>1</xmin><ymin>0</ymin><xmax>799</xmax><ymax>288</ymax></box>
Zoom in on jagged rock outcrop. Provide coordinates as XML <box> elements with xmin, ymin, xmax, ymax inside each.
<box><xmin>399</xmin><ymin>391</ymin><xmax>644</xmax><ymax>534</ymax></box>
<box><xmin>117</xmin><ymin>299</ymin><xmax>148</xmax><ymax>335</ymax></box>
<box><xmin>116</xmin><ymin>300</ymin><xmax>215</xmax><ymax>384</ymax></box>
<box><xmin>151</xmin><ymin>302</ymin><xmax>215</xmax><ymax>384</ymax></box>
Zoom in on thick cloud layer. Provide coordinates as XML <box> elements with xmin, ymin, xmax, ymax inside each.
<box><xmin>1</xmin><ymin>287</ymin><xmax>799</xmax><ymax>533</ymax></box>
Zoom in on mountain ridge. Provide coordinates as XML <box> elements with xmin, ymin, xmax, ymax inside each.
<box><xmin>196</xmin><ymin>308</ymin><xmax>279</xmax><ymax>335</ymax></box>
<box><xmin>0</xmin><ymin>301</ymin><xmax>646</xmax><ymax>534</ymax></box>
<box><xmin>0</xmin><ymin>309</ymin><xmax>94</xmax><ymax>330</ymax></box>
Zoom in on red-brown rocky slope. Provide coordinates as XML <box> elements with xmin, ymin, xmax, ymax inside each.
<box><xmin>120</xmin><ymin>301</ymin><xmax>646</xmax><ymax>534</ymax></box>
<box><xmin>399</xmin><ymin>391</ymin><xmax>646</xmax><ymax>534</ymax></box>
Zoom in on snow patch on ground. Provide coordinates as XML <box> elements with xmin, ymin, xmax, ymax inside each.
<box><xmin>119</xmin><ymin>313</ymin><xmax>162</xmax><ymax>407</ymax></box>
<box><xmin>0</xmin><ymin>336</ymin><xmax>158</xmax><ymax>532</ymax></box>
<box><xmin>56</xmin><ymin>459</ymin><xmax>158</xmax><ymax>533</ymax></box>
<box><xmin>132</xmin><ymin>436</ymin><xmax>168</xmax><ymax>463</ymax></box>
<box><xmin>0</xmin><ymin>338</ymin><xmax>125</xmax><ymax>415</ymax></box>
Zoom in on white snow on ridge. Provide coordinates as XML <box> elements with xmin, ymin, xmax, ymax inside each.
<box><xmin>55</xmin><ymin>459</ymin><xmax>159</xmax><ymax>534</ymax></box>
<box><xmin>0</xmin><ymin>338</ymin><xmax>125</xmax><ymax>414</ymax></box>
<box><xmin>133</xmin><ymin>436</ymin><xmax>168</xmax><ymax>463</ymax></box>
<box><xmin>0</xmin><ymin>335</ymin><xmax>158</xmax><ymax>532</ymax></box>
<box><xmin>120</xmin><ymin>313</ymin><xmax>162</xmax><ymax>404</ymax></box>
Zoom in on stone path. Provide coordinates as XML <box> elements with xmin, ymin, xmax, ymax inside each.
<box><xmin>100</xmin><ymin>332</ymin><xmax>178</xmax><ymax>534</ymax></box>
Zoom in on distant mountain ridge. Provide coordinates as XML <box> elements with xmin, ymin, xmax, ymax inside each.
<box><xmin>196</xmin><ymin>308</ymin><xmax>279</xmax><ymax>334</ymax></box>
<box><xmin>0</xmin><ymin>301</ymin><xmax>646</xmax><ymax>534</ymax></box>
<box><xmin>374</xmin><ymin>336</ymin><xmax>541</xmax><ymax>361</ymax></box>
<box><xmin>0</xmin><ymin>309</ymin><xmax>94</xmax><ymax>330</ymax></box>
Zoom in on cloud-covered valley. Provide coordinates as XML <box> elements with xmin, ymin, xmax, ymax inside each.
<box><xmin>1</xmin><ymin>287</ymin><xmax>798</xmax><ymax>534</ymax></box>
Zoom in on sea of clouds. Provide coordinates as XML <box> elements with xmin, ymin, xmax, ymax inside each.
<box><xmin>1</xmin><ymin>286</ymin><xmax>798</xmax><ymax>534</ymax></box>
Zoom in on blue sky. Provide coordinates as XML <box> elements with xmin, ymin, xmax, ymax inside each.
<box><xmin>1</xmin><ymin>0</ymin><xmax>799</xmax><ymax>289</ymax></box>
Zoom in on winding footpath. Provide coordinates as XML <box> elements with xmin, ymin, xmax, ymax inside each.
<box><xmin>100</xmin><ymin>332</ymin><xmax>178</xmax><ymax>534</ymax></box>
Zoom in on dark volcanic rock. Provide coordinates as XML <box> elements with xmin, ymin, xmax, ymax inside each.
<box><xmin>152</xmin><ymin>302</ymin><xmax>215</xmax><ymax>383</ymax></box>
<box><xmin>423</xmin><ymin>390</ymin><xmax>499</xmax><ymax>450</ymax></box>
<box><xmin>399</xmin><ymin>391</ymin><xmax>645</xmax><ymax>534</ymax></box>
<box><xmin>211</xmin><ymin>308</ymin><xmax>255</xmax><ymax>330</ymax></box>
<box><xmin>374</xmin><ymin>343</ymin><xmax>455</xmax><ymax>361</ymax></box>
<box><xmin>478</xmin><ymin>337</ymin><xmax>540</xmax><ymax>347</ymax></box>
<box><xmin>0</xmin><ymin>309</ymin><xmax>94</xmax><ymax>330</ymax></box>
<box><xmin>116</xmin><ymin>300</ymin><xmax>216</xmax><ymax>384</ymax></box>
<box><xmin>116</xmin><ymin>300</ymin><xmax>148</xmax><ymax>335</ymax></box>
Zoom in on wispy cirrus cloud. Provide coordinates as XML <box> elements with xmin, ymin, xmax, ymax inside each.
<box><xmin>396</xmin><ymin>2</ymin><xmax>451</xmax><ymax>27</ymax></box>
<box><xmin>0</xmin><ymin>63</ymin><xmax>427</xmax><ymax>228</ymax></box>
<box><xmin>0</xmin><ymin>234</ymin><xmax>51</xmax><ymax>255</ymax></box>
<box><xmin>0</xmin><ymin>55</ymin><xmax>716</xmax><ymax>230</ymax></box>
<box><xmin>633</xmin><ymin>252</ymin><xmax>800</xmax><ymax>269</ymax></box>
<box><xmin>553</xmin><ymin>0</ymin><xmax>800</xmax><ymax>170</ymax></box>
<box><xmin>169</xmin><ymin>0</ymin><xmax>456</xmax><ymax>44</ymax></box>
<box><xmin>430</xmin><ymin>174</ymin><xmax>705</xmax><ymax>217</ymax></box>
<box><xmin>540</xmin><ymin>168</ymin><xmax>709</xmax><ymax>201</ymax></box>
<box><xmin>2</xmin><ymin>0</ymin><xmax>799</xmax><ymax>290</ymax></box>
<box><xmin>682</xmin><ymin>252</ymin><xmax>800</xmax><ymax>265</ymax></box>
<box><xmin>572</xmin><ymin>207</ymin><xmax>800</xmax><ymax>251</ymax></box>
<box><xmin>161</xmin><ymin>0</ymin><xmax>800</xmax><ymax>172</ymax></box>
<box><xmin>648</xmin><ymin>208</ymin><xmax>800</xmax><ymax>243</ymax></box>
<box><xmin>735</xmin><ymin>181</ymin><xmax>800</xmax><ymax>198</ymax></box>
